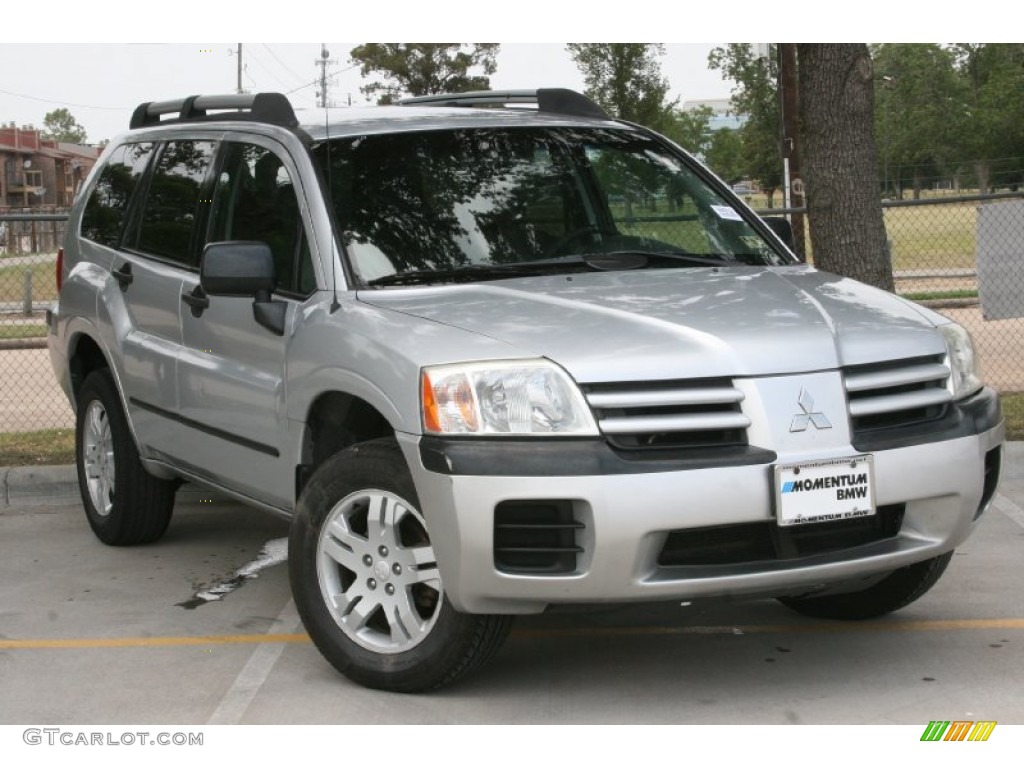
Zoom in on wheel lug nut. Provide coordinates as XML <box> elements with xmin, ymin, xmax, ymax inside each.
<box><xmin>378</xmin><ymin>546</ymin><xmax>389</xmax><ymax>557</ymax></box>
<box><xmin>392</xmin><ymin>563</ymin><xmax>402</xmax><ymax>575</ymax></box>
<box><xmin>385</xmin><ymin>584</ymin><xmax>395</xmax><ymax>595</ymax></box>
<box><xmin>367</xmin><ymin>578</ymin><xmax>377</xmax><ymax>590</ymax></box>
<box><xmin>362</xmin><ymin>555</ymin><xmax>373</xmax><ymax>567</ymax></box>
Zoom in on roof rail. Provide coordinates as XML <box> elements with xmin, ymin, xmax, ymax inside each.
<box><xmin>398</xmin><ymin>88</ymin><xmax>610</xmax><ymax>121</ymax></box>
<box><xmin>129</xmin><ymin>92</ymin><xmax>298</xmax><ymax>130</ymax></box>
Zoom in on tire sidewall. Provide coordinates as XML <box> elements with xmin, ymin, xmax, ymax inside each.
<box><xmin>75</xmin><ymin>371</ymin><xmax>132</xmax><ymax>542</ymax></box>
<box><xmin>289</xmin><ymin>439</ymin><xmax>480</xmax><ymax>691</ymax></box>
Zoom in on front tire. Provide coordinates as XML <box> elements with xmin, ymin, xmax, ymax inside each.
<box><xmin>778</xmin><ymin>551</ymin><xmax>955</xmax><ymax>620</ymax></box>
<box><xmin>289</xmin><ymin>438</ymin><xmax>512</xmax><ymax>692</ymax></box>
<box><xmin>75</xmin><ymin>369</ymin><xmax>176</xmax><ymax>545</ymax></box>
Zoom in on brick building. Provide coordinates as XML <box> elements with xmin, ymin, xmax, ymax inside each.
<box><xmin>0</xmin><ymin>124</ymin><xmax>101</xmax><ymax>209</ymax></box>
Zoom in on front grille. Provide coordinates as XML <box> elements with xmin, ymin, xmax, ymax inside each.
<box><xmin>494</xmin><ymin>501</ymin><xmax>584</xmax><ymax>575</ymax></box>
<box><xmin>583</xmin><ymin>378</ymin><xmax>750</xmax><ymax>450</ymax></box>
<box><xmin>844</xmin><ymin>356</ymin><xmax>952</xmax><ymax>433</ymax></box>
<box><xmin>658</xmin><ymin>504</ymin><xmax>906</xmax><ymax>568</ymax></box>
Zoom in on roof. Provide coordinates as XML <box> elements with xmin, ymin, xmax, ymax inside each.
<box><xmin>298</xmin><ymin>104</ymin><xmax>620</xmax><ymax>141</ymax></box>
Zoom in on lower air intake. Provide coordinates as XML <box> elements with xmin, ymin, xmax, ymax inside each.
<box><xmin>494</xmin><ymin>500</ymin><xmax>583</xmax><ymax>575</ymax></box>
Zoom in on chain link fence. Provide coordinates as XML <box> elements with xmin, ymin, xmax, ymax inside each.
<box><xmin>0</xmin><ymin>212</ymin><xmax>71</xmax><ymax>434</ymax></box>
<box><xmin>1</xmin><ymin>196</ymin><xmax>1021</xmax><ymax>441</ymax></box>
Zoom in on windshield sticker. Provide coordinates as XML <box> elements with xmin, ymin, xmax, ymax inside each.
<box><xmin>711</xmin><ymin>205</ymin><xmax>744</xmax><ymax>221</ymax></box>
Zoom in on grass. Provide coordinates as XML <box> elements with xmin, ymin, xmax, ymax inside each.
<box><xmin>0</xmin><ymin>261</ymin><xmax>57</xmax><ymax>304</ymax></box>
<box><xmin>1003</xmin><ymin>393</ymin><xmax>1024</xmax><ymax>441</ymax></box>
<box><xmin>0</xmin><ymin>323</ymin><xmax>47</xmax><ymax>340</ymax></box>
<box><xmin>0</xmin><ymin>428</ymin><xmax>75</xmax><ymax>466</ymax></box>
<box><xmin>900</xmin><ymin>289</ymin><xmax>979</xmax><ymax>302</ymax></box>
<box><xmin>883</xmin><ymin>203</ymin><xmax>977</xmax><ymax>271</ymax></box>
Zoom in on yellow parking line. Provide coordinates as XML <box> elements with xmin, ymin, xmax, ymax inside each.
<box><xmin>0</xmin><ymin>633</ymin><xmax>311</xmax><ymax>649</ymax></box>
<box><xmin>1</xmin><ymin>618</ymin><xmax>1022</xmax><ymax>650</ymax></box>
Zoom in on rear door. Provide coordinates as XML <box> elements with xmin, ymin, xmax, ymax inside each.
<box><xmin>96</xmin><ymin>139</ymin><xmax>217</xmax><ymax>460</ymax></box>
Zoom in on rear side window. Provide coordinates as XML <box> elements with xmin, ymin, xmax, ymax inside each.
<box><xmin>80</xmin><ymin>143</ymin><xmax>155</xmax><ymax>248</ymax></box>
<box><xmin>136</xmin><ymin>140</ymin><xmax>216</xmax><ymax>266</ymax></box>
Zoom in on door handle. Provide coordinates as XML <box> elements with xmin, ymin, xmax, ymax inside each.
<box><xmin>112</xmin><ymin>263</ymin><xmax>133</xmax><ymax>290</ymax></box>
<box><xmin>181</xmin><ymin>285</ymin><xmax>210</xmax><ymax>317</ymax></box>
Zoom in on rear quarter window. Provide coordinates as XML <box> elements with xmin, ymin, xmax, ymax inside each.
<box><xmin>80</xmin><ymin>142</ymin><xmax>156</xmax><ymax>248</ymax></box>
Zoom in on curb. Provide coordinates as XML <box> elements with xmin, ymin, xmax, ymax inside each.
<box><xmin>1</xmin><ymin>465</ymin><xmax>232</xmax><ymax>510</ymax></box>
<box><xmin>3</xmin><ymin>442</ymin><xmax>1022</xmax><ymax>509</ymax></box>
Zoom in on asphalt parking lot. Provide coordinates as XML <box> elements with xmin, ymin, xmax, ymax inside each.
<box><xmin>1</xmin><ymin>444</ymin><xmax>1022</xmax><ymax>725</ymax></box>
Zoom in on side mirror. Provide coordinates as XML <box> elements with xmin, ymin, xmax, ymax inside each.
<box><xmin>762</xmin><ymin>217</ymin><xmax>797</xmax><ymax>256</ymax></box>
<box><xmin>200</xmin><ymin>241</ymin><xmax>286</xmax><ymax>336</ymax></box>
<box><xmin>200</xmin><ymin>241</ymin><xmax>276</xmax><ymax>297</ymax></box>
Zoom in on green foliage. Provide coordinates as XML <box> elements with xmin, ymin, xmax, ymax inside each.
<box><xmin>871</xmin><ymin>44</ymin><xmax>962</xmax><ymax>197</ymax></box>
<box><xmin>42</xmin><ymin>107</ymin><xmax>87</xmax><ymax>144</ymax></box>
<box><xmin>704</xmin><ymin>128</ymin><xmax>745</xmax><ymax>184</ymax></box>
<box><xmin>566</xmin><ymin>44</ymin><xmax>675</xmax><ymax>130</ymax></box>
<box><xmin>707</xmin><ymin>44</ymin><xmax>782</xmax><ymax>202</ymax></box>
<box><xmin>662</xmin><ymin>105</ymin><xmax>713</xmax><ymax>156</ymax></box>
<box><xmin>349</xmin><ymin>44</ymin><xmax>499</xmax><ymax>105</ymax></box>
<box><xmin>951</xmin><ymin>44</ymin><xmax>1024</xmax><ymax>191</ymax></box>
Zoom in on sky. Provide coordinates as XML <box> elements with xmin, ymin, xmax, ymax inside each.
<box><xmin>3</xmin><ymin>0</ymin><xmax>1010</xmax><ymax>146</ymax></box>
<box><xmin>0</xmin><ymin>43</ymin><xmax>732</xmax><ymax>144</ymax></box>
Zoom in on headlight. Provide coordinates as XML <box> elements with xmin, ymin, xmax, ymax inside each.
<box><xmin>939</xmin><ymin>323</ymin><xmax>983</xmax><ymax>399</ymax></box>
<box><xmin>421</xmin><ymin>360</ymin><xmax>598</xmax><ymax>436</ymax></box>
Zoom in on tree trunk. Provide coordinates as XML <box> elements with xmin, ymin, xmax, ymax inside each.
<box><xmin>975</xmin><ymin>161</ymin><xmax>990</xmax><ymax>195</ymax></box>
<box><xmin>797</xmin><ymin>44</ymin><xmax>893</xmax><ymax>291</ymax></box>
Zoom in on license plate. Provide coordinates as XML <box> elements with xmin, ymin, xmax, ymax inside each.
<box><xmin>774</xmin><ymin>455</ymin><xmax>875</xmax><ymax>527</ymax></box>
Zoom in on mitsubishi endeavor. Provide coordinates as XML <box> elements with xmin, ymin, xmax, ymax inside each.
<box><xmin>47</xmin><ymin>89</ymin><xmax>1004</xmax><ymax>691</ymax></box>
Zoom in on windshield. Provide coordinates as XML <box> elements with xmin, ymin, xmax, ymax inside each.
<box><xmin>313</xmin><ymin>127</ymin><xmax>791</xmax><ymax>286</ymax></box>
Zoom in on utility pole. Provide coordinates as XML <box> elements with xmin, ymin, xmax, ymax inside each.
<box><xmin>778</xmin><ymin>43</ymin><xmax>806</xmax><ymax>261</ymax></box>
<box><xmin>315</xmin><ymin>44</ymin><xmax>337</xmax><ymax>109</ymax></box>
<box><xmin>236</xmin><ymin>43</ymin><xmax>243</xmax><ymax>94</ymax></box>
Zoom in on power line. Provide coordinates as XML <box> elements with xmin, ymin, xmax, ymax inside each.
<box><xmin>0</xmin><ymin>86</ymin><xmax>126</xmax><ymax>111</ymax></box>
<box><xmin>245</xmin><ymin>49</ymin><xmax>296</xmax><ymax>91</ymax></box>
<box><xmin>262</xmin><ymin>45</ymin><xmax>306</xmax><ymax>87</ymax></box>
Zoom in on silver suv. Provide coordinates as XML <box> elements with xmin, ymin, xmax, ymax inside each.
<box><xmin>48</xmin><ymin>89</ymin><xmax>1004</xmax><ymax>691</ymax></box>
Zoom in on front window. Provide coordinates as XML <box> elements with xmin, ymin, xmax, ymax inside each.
<box><xmin>314</xmin><ymin>127</ymin><xmax>790</xmax><ymax>287</ymax></box>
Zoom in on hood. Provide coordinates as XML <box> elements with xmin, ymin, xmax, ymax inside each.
<box><xmin>357</xmin><ymin>265</ymin><xmax>947</xmax><ymax>383</ymax></box>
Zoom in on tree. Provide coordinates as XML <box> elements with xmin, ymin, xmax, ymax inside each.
<box><xmin>871</xmin><ymin>44</ymin><xmax>962</xmax><ymax>199</ymax></box>
<box><xmin>566</xmin><ymin>44</ymin><xmax>675</xmax><ymax>130</ymax></box>
<box><xmin>708</xmin><ymin>44</ymin><xmax>782</xmax><ymax>205</ymax></box>
<box><xmin>705</xmin><ymin>127</ymin><xmax>745</xmax><ymax>185</ymax></box>
<box><xmin>952</xmin><ymin>44</ymin><xmax>1024</xmax><ymax>193</ymax></box>
<box><xmin>662</xmin><ymin>105</ymin><xmax>714</xmax><ymax>157</ymax></box>
<box><xmin>349</xmin><ymin>44</ymin><xmax>499</xmax><ymax>105</ymax></box>
<box><xmin>798</xmin><ymin>44</ymin><xmax>893</xmax><ymax>291</ymax></box>
<box><xmin>42</xmin><ymin>108</ymin><xmax>87</xmax><ymax>144</ymax></box>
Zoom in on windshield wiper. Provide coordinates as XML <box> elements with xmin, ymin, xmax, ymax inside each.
<box><xmin>366</xmin><ymin>263</ymin><xmax>546</xmax><ymax>287</ymax></box>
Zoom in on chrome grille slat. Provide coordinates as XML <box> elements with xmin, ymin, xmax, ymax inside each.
<box><xmin>843</xmin><ymin>355</ymin><xmax>951</xmax><ymax>430</ymax></box>
<box><xmin>848</xmin><ymin>389</ymin><xmax>953</xmax><ymax>418</ymax></box>
<box><xmin>586</xmin><ymin>387</ymin><xmax>744</xmax><ymax>409</ymax></box>
<box><xmin>583</xmin><ymin>379</ymin><xmax>748</xmax><ymax>448</ymax></box>
<box><xmin>844</xmin><ymin>363</ymin><xmax>950</xmax><ymax>393</ymax></box>
<box><xmin>599</xmin><ymin>412</ymin><xmax>752</xmax><ymax>434</ymax></box>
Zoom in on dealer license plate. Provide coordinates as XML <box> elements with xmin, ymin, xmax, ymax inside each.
<box><xmin>774</xmin><ymin>455</ymin><xmax>876</xmax><ymax>527</ymax></box>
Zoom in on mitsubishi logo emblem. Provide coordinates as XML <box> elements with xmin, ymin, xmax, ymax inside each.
<box><xmin>790</xmin><ymin>388</ymin><xmax>832</xmax><ymax>432</ymax></box>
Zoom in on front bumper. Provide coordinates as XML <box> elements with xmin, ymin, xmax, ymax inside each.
<box><xmin>398</xmin><ymin>388</ymin><xmax>1004</xmax><ymax>615</ymax></box>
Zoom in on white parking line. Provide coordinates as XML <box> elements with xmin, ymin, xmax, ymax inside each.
<box><xmin>206</xmin><ymin>598</ymin><xmax>302</xmax><ymax>725</ymax></box>
<box><xmin>993</xmin><ymin>492</ymin><xmax>1024</xmax><ymax>530</ymax></box>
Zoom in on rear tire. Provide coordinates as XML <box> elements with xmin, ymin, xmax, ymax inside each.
<box><xmin>75</xmin><ymin>369</ymin><xmax>176</xmax><ymax>545</ymax></box>
<box><xmin>778</xmin><ymin>551</ymin><xmax>954</xmax><ymax>620</ymax></box>
<box><xmin>289</xmin><ymin>438</ymin><xmax>513</xmax><ymax>692</ymax></box>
